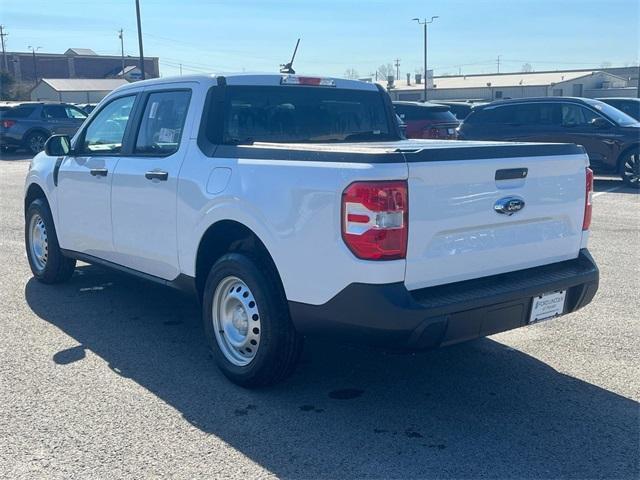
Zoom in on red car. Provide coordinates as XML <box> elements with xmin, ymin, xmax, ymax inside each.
<box><xmin>393</xmin><ymin>101</ymin><xmax>460</xmax><ymax>140</ymax></box>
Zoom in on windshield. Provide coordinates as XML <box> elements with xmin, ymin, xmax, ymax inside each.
<box><xmin>222</xmin><ymin>86</ymin><xmax>393</xmax><ymax>144</ymax></box>
<box><xmin>585</xmin><ymin>99</ymin><xmax>639</xmax><ymax>126</ymax></box>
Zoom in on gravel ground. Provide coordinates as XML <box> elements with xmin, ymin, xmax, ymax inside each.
<box><xmin>1</xmin><ymin>154</ymin><xmax>638</xmax><ymax>479</ymax></box>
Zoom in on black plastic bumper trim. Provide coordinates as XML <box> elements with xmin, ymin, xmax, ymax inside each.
<box><xmin>289</xmin><ymin>249</ymin><xmax>599</xmax><ymax>349</ymax></box>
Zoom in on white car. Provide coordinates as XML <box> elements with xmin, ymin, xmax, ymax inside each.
<box><xmin>24</xmin><ymin>74</ymin><xmax>599</xmax><ymax>387</ymax></box>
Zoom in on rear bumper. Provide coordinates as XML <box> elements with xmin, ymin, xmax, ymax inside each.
<box><xmin>289</xmin><ymin>249</ymin><xmax>599</xmax><ymax>349</ymax></box>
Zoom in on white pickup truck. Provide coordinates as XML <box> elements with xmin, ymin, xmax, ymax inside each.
<box><xmin>24</xmin><ymin>74</ymin><xmax>599</xmax><ymax>387</ymax></box>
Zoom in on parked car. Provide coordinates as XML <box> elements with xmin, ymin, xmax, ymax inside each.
<box><xmin>25</xmin><ymin>74</ymin><xmax>598</xmax><ymax>387</ymax></box>
<box><xmin>431</xmin><ymin>101</ymin><xmax>483</xmax><ymax>120</ymax></box>
<box><xmin>76</xmin><ymin>103</ymin><xmax>98</xmax><ymax>115</ymax></box>
<box><xmin>596</xmin><ymin>98</ymin><xmax>640</xmax><ymax>121</ymax></box>
<box><xmin>0</xmin><ymin>102</ymin><xmax>87</xmax><ymax>154</ymax></box>
<box><xmin>393</xmin><ymin>101</ymin><xmax>459</xmax><ymax>139</ymax></box>
<box><xmin>459</xmin><ymin>97</ymin><xmax>640</xmax><ymax>187</ymax></box>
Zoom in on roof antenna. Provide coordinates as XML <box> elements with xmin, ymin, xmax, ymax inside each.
<box><xmin>280</xmin><ymin>38</ymin><xmax>300</xmax><ymax>74</ymax></box>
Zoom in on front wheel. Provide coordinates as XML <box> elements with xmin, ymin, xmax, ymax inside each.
<box><xmin>620</xmin><ymin>150</ymin><xmax>640</xmax><ymax>189</ymax></box>
<box><xmin>202</xmin><ymin>253</ymin><xmax>303</xmax><ymax>388</ymax></box>
<box><xmin>25</xmin><ymin>198</ymin><xmax>76</xmax><ymax>283</ymax></box>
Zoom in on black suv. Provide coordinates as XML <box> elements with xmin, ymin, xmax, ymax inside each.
<box><xmin>459</xmin><ymin>97</ymin><xmax>640</xmax><ymax>187</ymax></box>
<box><xmin>0</xmin><ymin>102</ymin><xmax>87</xmax><ymax>155</ymax></box>
<box><xmin>596</xmin><ymin>98</ymin><xmax>640</xmax><ymax>121</ymax></box>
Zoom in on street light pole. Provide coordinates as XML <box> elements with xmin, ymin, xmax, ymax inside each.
<box><xmin>135</xmin><ymin>0</ymin><xmax>145</xmax><ymax>80</ymax></box>
<box><xmin>412</xmin><ymin>16</ymin><xmax>438</xmax><ymax>102</ymax></box>
<box><xmin>118</xmin><ymin>29</ymin><xmax>125</xmax><ymax>77</ymax></box>
<box><xmin>28</xmin><ymin>46</ymin><xmax>41</xmax><ymax>86</ymax></box>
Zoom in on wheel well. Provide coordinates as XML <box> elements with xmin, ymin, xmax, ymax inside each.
<box><xmin>194</xmin><ymin>220</ymin><xmax>283</xmax><ymax>301</ymax></box>
<box><xmin>618</xmin><ymin>144</ymin><xmax>640</xmax><ymax>172</ymax></box>
<box><xmin>24</xmin><ymin>183</ymin><xmax>48</xmax><ymax>217</ymax></box>
<box><xmin>23</xmin><ymin>128</ymin><xmax>50</xmax><ymax>144</ymax></box>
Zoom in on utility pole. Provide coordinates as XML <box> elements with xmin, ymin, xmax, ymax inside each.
<box><xmin>637</xmin><ymin>63</ymin><xmax>640</xmax><ymax>98</ymax></box>
<box><xmin>135</xmin><ymin>0</ymin><xmax>146</xmax><ymax>80</ymax></box>
<box><xmin>0</xmin><ymin>25</ymin><xmax>8</xmax><ymax>72</ymax></box>
<box><xmin>118</xmin><ymin>29</ymin><xmax>125</xmax><ymax>77</ymax></box>
<box><xmin>394</xmin><ymin>58</ymin><xmax>401</xmax><ymax>82</ymax></box>
<box><xmin>28</xmin><ymin>46</ymin><xmax>41</xmax><ymax>86</ymax></box>
<box><xmin>412</xmin><ymin>16</ymin><xmax>438</xmax><ymax>101</ymax></box>
<box><xmin>179</xmin><ymin>63</ymin><xmax>182</xmax><ymax>76</ymax></box>
<box><xmin>497</xmin><ymin>55</ymin><xmax>501</xmax><ymax>73</ymax></box>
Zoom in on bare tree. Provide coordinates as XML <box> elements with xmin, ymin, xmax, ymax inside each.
<box><xmin>376</xmin><ymin>63</ymin><xmax>394</xmax><ymax>81</ymax></box>
<box><xmin>344</xmin><ymin>68</ymin><xmax>359</xmax><ymax>80</ymax></box>
<box><xmin>521</xmin><ymin>63</ymin><xmax>533</xmax><ymax>72</ymax></box>
<box><xmin>600</xmin><ymin>61</ymin><xmax>612</xmax><ymax>69</ymax></box>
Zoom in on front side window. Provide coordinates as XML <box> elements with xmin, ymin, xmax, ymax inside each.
<box><xmin>65</xmin><ymin>106</ymin><xmax>87</xmax><ymax>119</ymax></box>
<box><xmin>82</xmin><ymin>95</ymin><xmax>135</xmax><ymax>154</ymax></box>
<box><xmin>219</xmin><ymin>86</ymin><xmax>393</xmax><ymax>144</ymax></box>
<box><xmin>135</xmin><ymin>90</ymin><xmax>191</xmax><ymax>155</ymax></box>
<box><xmin>561</xmin><ymin>104</ymin><xmax>600</xmax><ymax>127</ymax></box>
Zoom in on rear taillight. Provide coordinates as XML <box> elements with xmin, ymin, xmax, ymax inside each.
<box><xmin>342</xmin><ymin>180</ymin><xmax>408</xmax><ymax>260</ymax></box>
<box><xmin>583</xmin><ymin>167</ymin><xmax>594</xmax><ymax>231</ymax></box>
<box><xmin>1</xmin><ymin>119</ymin><xmax>15</xmax><ymax>129</ymax></box>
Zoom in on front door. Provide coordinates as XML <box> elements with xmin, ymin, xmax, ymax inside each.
<box><xmin>110</xmin><ymin>89</ymin><xmax>193</xmax><ymax>280</ymax></box>
<box><xmin>56</xmin><ymin>94</ymin><xmax>137</xmax><ymax>261</ymax></box>
<box><xmin>554</xmin><ymin>103</ymin><xmax>616</xmax><ymax>169</ymax></box>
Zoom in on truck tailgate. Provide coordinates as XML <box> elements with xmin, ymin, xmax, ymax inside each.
<box><xmin>401</xmin><ymin>142</ymin><xmax>588</xmax><ymax>291</ymax></box>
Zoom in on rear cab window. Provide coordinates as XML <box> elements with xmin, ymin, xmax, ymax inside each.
<box><xmin>210</xmin><ymin>85</ymin><xmax>393</xmax><ymax>144</ymax></box>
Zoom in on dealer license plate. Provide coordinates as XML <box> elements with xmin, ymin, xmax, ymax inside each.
<box><xmin>529</xmin><ymin>291</ymin><xmax>566</xmax><ymax>324</ymax></box>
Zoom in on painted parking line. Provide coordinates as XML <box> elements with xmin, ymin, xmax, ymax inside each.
<box><xmin>593</xmin><ymin>185</ymin><xmax>623</xmax><ymax>198</ymax></box>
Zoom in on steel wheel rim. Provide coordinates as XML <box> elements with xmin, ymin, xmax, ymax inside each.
<box><xmin>623</xmin><ymin>153</ymin><xmax>639</xmax><ymax>185</ymax></box>
<box><xmin>29</xmin><ymin>134</ymin><xmax>46</xmax><ymax>154</ymax></box>
<box><xmin>29</xmin><ymin>214</ymin><xmax>48</xmax><ymax>272</ymax></box>
<box><xmin>212</xmin><ymin>276</ymin><xmax>261</xmax><ymax>366</ymax></box>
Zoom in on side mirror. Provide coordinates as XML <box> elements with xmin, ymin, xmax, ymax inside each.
<box><xmin>44</xmin><ymin>134</ymin><xmax>71</xmax><ymax>156</ymax></box>
<box><xmin>590</xmin><ymin>117</ymin><xmax>610</xmax><ymax>129</ymax></box>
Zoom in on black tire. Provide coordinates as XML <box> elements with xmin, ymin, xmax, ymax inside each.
<box><xmin>620</xmin><ymin>149</ymin><xmax>640</xmax><ymax>189</ymax></box>
<box><xmin>25</xmin><ymin>198</ymin><xmax>76</xmax><ymax>284</ymax></box>
<box><xmin>202</xmin><ymin>252</ymin><xmax>303</xmax><ymax>388</ymax></box>
<box><xmin>25</xmin><ymin>131</ymin><xmax>48</xmax><ymax>155</ymax></box>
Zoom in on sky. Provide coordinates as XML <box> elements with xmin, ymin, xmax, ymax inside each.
<box><xmin>1</xmin><ymin>0</ymin><xmax>638</xmax><ymax>79</ymax></box>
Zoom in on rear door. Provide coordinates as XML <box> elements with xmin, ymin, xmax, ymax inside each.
<box><xmin>403</xmin><ymin>144</ymin><xmax>587</xmax><ymax>290</ymax></box>
<box><xmin>550</xmin><ymin>102</ymin><xmax>616</xmax><ymax>168</ymax></box>
<box><xmin>110</xmin><ymin>87</ymin><xmax>193</xmax><ymax>280</ymax></box>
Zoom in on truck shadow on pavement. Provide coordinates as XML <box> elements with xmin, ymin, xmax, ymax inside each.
<box><xmin>25</xmin><ymin>265</ymin><xmax>638</xmax><ymax>479</ymax></box>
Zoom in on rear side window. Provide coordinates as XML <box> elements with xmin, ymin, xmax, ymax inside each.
<box><xmin>135</xmin><ymin>90</ymin><xmax>191</xmax><ymax>155</ymax></box>
<box><xmin>43</xmin><ymin>105</ymin><xmax>69</xmax><ymax>119</ymax></box>
<box><xmin>218</xmin><ymin>86</ymin><xmax>392</xmax><ymax>144</ymax></box>
<box><xmin>6</xmin><ymin>106</ymin><xmax>36</xmax><ymax>118</ymax></box>
<box><xmin>467</xmin><ymin>103</ymin><xmax>559</xmax><ymax>125</ymax></box>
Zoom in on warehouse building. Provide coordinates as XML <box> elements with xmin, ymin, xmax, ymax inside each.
<box><xmin>5</xmin><ymin>48</ymin><xmax>159</xmax><ymax>83</ymax></box>
<box><xmin>30</xmin><ymin>78</ymin><xmax>129</xmax><ymax>103</ymax></box>
<box><xmin>384</xmin><ymin>70</ymin><xmax>632</xmax><ymax>102</ymax></box>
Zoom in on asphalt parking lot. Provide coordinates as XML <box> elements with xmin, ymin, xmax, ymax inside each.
<box><xmin>0</xmin><ymin>153</ymin><xmax>638</xmax><ymax>479</ymax></box>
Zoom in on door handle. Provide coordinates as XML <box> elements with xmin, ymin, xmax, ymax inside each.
<box><xmin>145</xmin><ymin>170</ymin><xmax>168</xmax><ymax>181</ymax></box>
<box><xmin>90</xmin><ymin>168</ymin><xmax>108</xmax><ymax>177</ymax></box>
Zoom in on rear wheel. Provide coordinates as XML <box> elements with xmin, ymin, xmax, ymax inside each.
<box><xmin>25</xmin><ymin>131</ymin><xmax>48</xmax><ymax>155</ymax></box>
<box><xmin>202</xmin><ymin>252</ymin><xmax>303</xmax><ymax>388</ymax></box>
<box><xmin>620</xmin><ymin>149</ymin><xmax>640</xmax><ymax>188</ymax></box>
<box><xmin>25</xmin><ymin>198</ymin><xmax>76</xmax><ymax>283</ymax></box>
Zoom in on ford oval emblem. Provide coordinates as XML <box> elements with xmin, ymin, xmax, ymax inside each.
<box><xmin>494</xmin><ymin>196</ymin><xmax>525</xmax><ymax>216</ymax></box>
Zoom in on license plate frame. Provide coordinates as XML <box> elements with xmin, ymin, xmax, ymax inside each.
<box><xmin>529</xmin><ymin>290</ymin><xmax>566</xmax><ymax>324</ymax></box>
